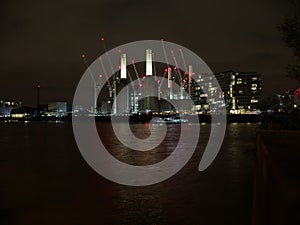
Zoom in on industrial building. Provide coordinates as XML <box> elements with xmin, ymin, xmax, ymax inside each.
<box><xmin>96</xmin><ymin>50</ymin><xmax>262</xmax><ymax>115</ymax></box>
<box><xmin>0</xmin><ymin>100</ymin><xmax>22</xmax><ymax>117</ymax></box>
<box><xmin>45</xmin><ymin>102</ymin><xmax>68</xmax><ymax>117</ymax></box>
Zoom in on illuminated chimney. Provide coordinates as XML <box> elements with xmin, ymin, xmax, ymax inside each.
<box><xmin>167</xmin><ymin>67</ymin><xmax>172</xmax><ymax>88</ymax></box>
<box><xmin>146</xmin><ymin>49</ymin><xmax>153</xmax><ymax>76</ymax></box>
<box><xmin>168</xmin><ymin>67</ymin><xmax>173</xmax><ymax>99</ymax></box>
<box><xmin>120</xmin><ymin>53</ymin><xmax>126</xmax><ymax>79</ymax></box>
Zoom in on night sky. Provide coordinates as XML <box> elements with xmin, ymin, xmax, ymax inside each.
<box><xmin>0</xmin><ymin>0</ymin><xmax>298</xmax><ymax>106</ymax></box>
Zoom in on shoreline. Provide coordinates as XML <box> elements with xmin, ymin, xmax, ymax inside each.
<box><xmin>0</xmin><ymin>114</ymin><xmax>261</xmax><ymax>123</ymax></box>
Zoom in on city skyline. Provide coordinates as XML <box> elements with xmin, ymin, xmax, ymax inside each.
<box><xmin>1</xmin><ymin>0</ymin><xmax>299</xmax><ymax>106</ymax></box>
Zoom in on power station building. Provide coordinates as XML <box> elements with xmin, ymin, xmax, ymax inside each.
<box><xmin>99</xmin><ymin>50</ymin><xmax>262</xmax><ymax>115</ymax></box>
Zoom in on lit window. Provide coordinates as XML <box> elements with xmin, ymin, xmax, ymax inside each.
<box><xmin>236</xmin><ymin>78</ymin><xmax>242</xmax><ymax>85</ymax></box>
<box><xmin>195</xmin><ymin>105</ymin><xmax>201</xmax><ymax>110</ymax></box>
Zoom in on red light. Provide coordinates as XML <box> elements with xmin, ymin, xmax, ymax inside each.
<box><xmin>118</xmin><ymin>49</ymin><xmax>122</xmax><ymax>53</ymax></box>
<box><xmin>81</xmin><ymin>53</ymin><xmax>86</xmax><ymax>59</ymax></box>
<box><xmin>174</xmin><ymin>67</ymin><xmax>177</xmax><ymax>70</ymax></box>
<box><xmin>37</xmin><ymin>85</ymin><xmax>41</xmax><ymax>88</ymax></box>
<box><xmin>164</xmin><ymin>68</ymin><xmax>168</xmax><ymax>72</ymax></box>
<box><xmin>101</xmin><ymin>37</ymin><xmax>105</xmax><ymax>41</ymax></box>
<box><xmin>157</xmin><ymin>80</ymin><xmax>161</xmax><ymax>83</ymax></box>
<box><xmin>99</xmin><ymin>74</ymin><xmax>103</xmax><ymax>78</ymax></box>
<box><xmin>139</xmin><ymin>84</ymin><xmax>143</xmax><ymax>87</ymax></box>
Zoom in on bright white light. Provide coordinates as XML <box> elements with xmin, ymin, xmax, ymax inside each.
<box><xmin>121</xmin><ymin>54</ymin><xmax>126</xmax><ymax>79</ymax></box>
<box><xmin>146</xmin><ymin>49</ymin><xmax>152</xmax><ymax>76</ymax></box>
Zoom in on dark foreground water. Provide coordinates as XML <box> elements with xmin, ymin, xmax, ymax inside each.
<box><xmin>0</xmin><ymin>121</ymin><xmax>257</xmax><ymax>225</ymax></box>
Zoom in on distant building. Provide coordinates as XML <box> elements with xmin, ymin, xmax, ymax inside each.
<box><xmin>94</xmin><ymin>47</ymin><xmax>262</xmax><ymax>115</ymax></box>
<box><xmin>215</xmin><ymin>71</ymin><xmax>262</xmax><ymax>114</ymax></box>
<box><xmin>0</xmin><ymin>100</ymin><xmax>22</xmax><ymax>117</ymax></box>
<box><xmin>187</xmin><ymin>71</ymin><xmax>262</xmax><ymax>114</ymax></box>
<box><xmin>10</xmin><ymin>106</ymin><xmax>37</xmax><ymax>118</ymax></box>
<box><xmin>188</xmin><ymin>73</ymin><xmax>213</xmax><ymax>113</ymax></box>
<box><xmin>274</xmin><ymin>90</ymin><xmax>295</xmax><ymax>108</ymax></box>
<box><xmin>45</xmin><ymin>102</ymin><xmax>67</xmax><ymax>117</ymax></box>
<box><xmin>0</xmin><ymin>100</ymin><xmax>22</xmax><ymax>107</ymax></box>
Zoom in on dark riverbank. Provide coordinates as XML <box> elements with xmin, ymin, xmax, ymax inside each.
<box><xmin>0</xmin><ymin>114</ymin><xmax>261</xmax><ymax>123</ymax></box>
<box><xmin>254</xmin><ymin>130</ymin><xmax>300</xmax><ymax>224</ymax></box>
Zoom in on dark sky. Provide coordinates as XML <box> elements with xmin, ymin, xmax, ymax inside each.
<box><xmin>0</xmin><ymin>0</ymin><xmax>299</xmax><ymax>106</ymax></box>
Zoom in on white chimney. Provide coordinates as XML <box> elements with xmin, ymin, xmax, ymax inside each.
<box><xmin>121</xmin><ymin>53</ymin><xmax>126</xmax><ymax>79</ymax></box>
<box><xmin>146</xmin><ymin>49</ymin><xmax>153</xmax><ymax>76</ymax></box>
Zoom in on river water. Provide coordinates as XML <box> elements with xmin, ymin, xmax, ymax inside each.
<box><xmin>0</xmin><ymin>121</ymin><xmax>257</xmax><ymax>225</ymax></box>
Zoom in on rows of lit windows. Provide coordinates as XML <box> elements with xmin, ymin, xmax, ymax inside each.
<box><xmin>0</xmin><ymin>100</ymin><xmax>22</xmax><ymax>107</ymax></box>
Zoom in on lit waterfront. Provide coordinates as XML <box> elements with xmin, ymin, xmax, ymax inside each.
<box><xmin>0</xmin><ymin>122</ymin><xmax>257</xmax><ymax>225</ymax></box>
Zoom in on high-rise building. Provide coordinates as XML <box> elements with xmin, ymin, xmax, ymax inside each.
<box><xmin>188</xmin><ymin>71</ymin><xmax>262</xmax><ymax>114</ymax></box>
<box><xmin>215</xmin><ymin>71</ymin><xmax>262</xmax><ymax>114</ymax></box>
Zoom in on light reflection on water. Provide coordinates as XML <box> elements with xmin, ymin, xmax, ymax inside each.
<box><xmin>0</xmin><ymin>121</ymin><xmax>257</xmax><ymax>225</ymax></box>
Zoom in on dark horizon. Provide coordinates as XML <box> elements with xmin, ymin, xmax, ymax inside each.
<box><xmin>1</xmin><ymin>0</ymin><xmax>299</xmax><ymax>107</ymax></box>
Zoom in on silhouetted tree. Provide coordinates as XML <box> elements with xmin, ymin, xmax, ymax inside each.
<box><xmin>278</xmin><ymin>0</ymin><xmax>300</xmax><ymax>82</ymax></box>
